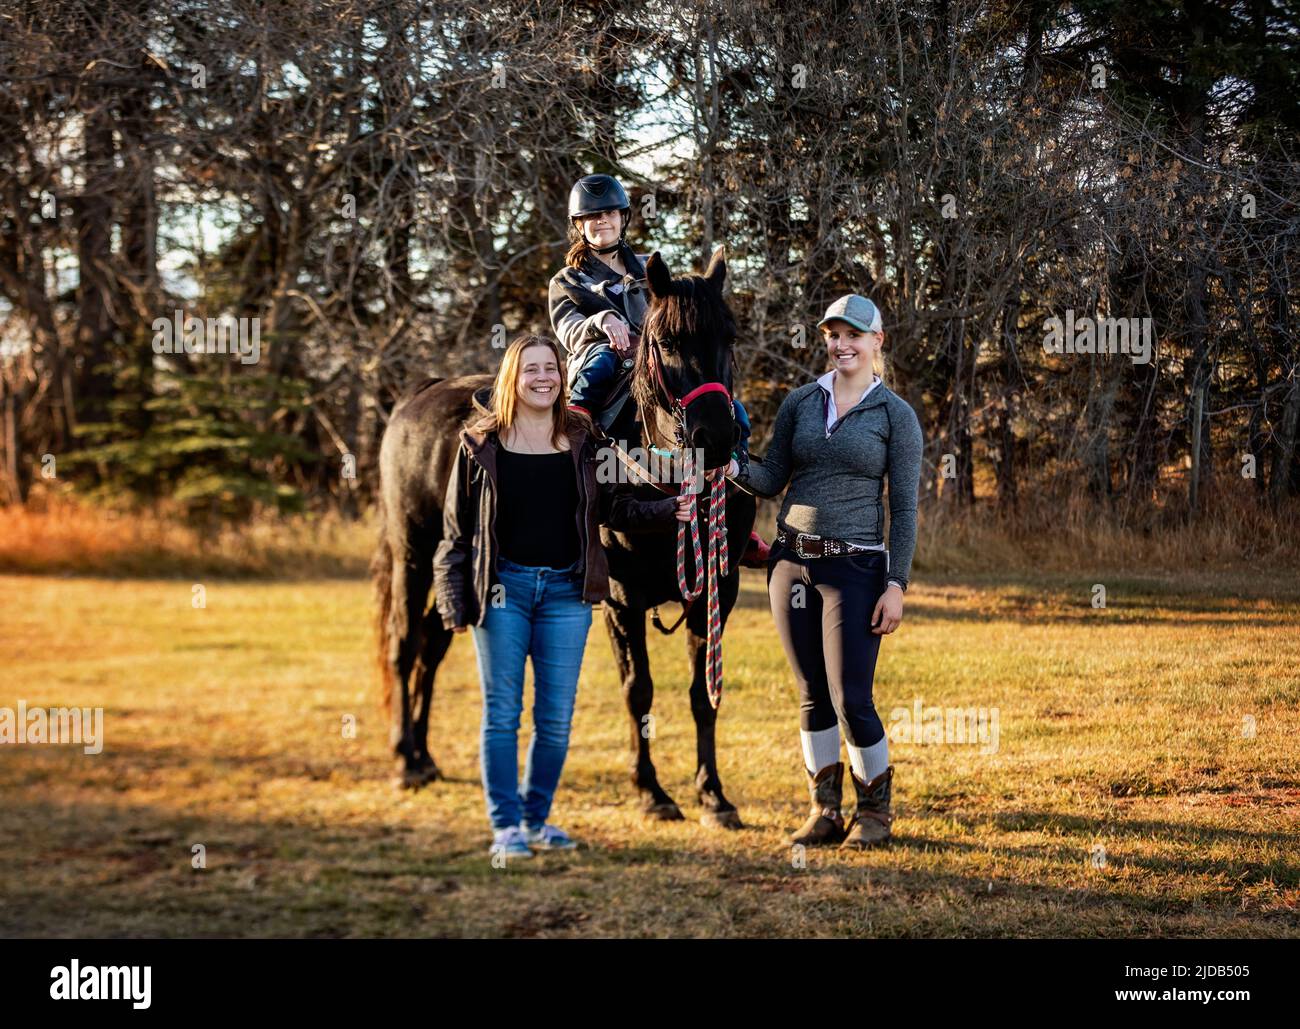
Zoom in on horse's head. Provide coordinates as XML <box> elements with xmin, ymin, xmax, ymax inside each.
<box><xmin>632</xmin><ymin>247</ymin><xmax>738</xmax><ymax>471</ymax></box>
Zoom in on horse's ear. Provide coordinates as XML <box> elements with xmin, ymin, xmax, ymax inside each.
<box><xmin>645</xmin><ymin>251</ymin><xmax>673</xmax><ymax>299</ymax></box>
<box><xmin>704</xmin><ymin>245</ymin><xmax>726</xmax><ymax>291</ymax></box>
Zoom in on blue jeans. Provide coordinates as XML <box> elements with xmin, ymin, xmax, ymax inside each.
<box><xmin>570</xmin><ymin>343</ymin><xmax>753</xmax><ymax>454</ymax></box>
<box><xmin>569</xmin><ymin>344</ymin><xmax>626</xmax><ymax>412</ymax></box>
<box><xmin>471</xmin><ymin>556</ymin><xmax>593</xmax><ymax>831</ymax></box>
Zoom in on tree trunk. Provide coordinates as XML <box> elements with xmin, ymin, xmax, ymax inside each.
<box><xmin>73</xmin><ymin>103</ymin><xmax>118</xmax><ymax>430</ymax></box>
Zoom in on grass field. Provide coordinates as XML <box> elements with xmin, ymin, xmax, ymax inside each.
<box><xmin>2</xmin><ymin>565</ymin><xmax>1298</xmax><ymax>938</ymax></box>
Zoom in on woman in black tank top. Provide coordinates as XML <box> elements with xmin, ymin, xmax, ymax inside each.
<box><xmin>494</xmin><ymin>448</ymin><xmax>579</xmax><ymax>569</ymax></box>
<box><xmin>433</xmin><ymin>334</ymin><xmax>691</xmax><ymax>860</ymax></box>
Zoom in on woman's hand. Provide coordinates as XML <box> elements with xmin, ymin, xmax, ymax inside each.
<box><xmin>452</xmin><ymin>625</ymin><xmax>467</xmax><ymax>635</ymax></box>
<box><xmin>871</xmin><ymin>584</ymin><xmax>904</xmax><ymax>635</ymax></box>
<box><xmin>673</xmin><ymin>494</ymin><xmax>694</xmax><ymax>522</ymax></box>
<box><xmin>601</xmin><ymin>312</ymin><xmax>634</xmax><ymax>355</ymax></box>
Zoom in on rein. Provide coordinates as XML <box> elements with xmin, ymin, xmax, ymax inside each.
<box><xmin>675</xmin><ymin>448</ymin><xmax>730</xmax><ymax>708</ymax></box>
<box><xmin>634</xmin><ymin>333</ymin><xmax>735</xmax><ymax>708</ymax></box>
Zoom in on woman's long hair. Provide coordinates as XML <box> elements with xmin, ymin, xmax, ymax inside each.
<box><xmin>470</xmin><ymin>335</ymin><xmax>588</xmax><ymax>446</ymax></box>
<box><xmin>565</xmin><ymin>210</ymin><xmax>629</xmax><ymax>269</ymax></box>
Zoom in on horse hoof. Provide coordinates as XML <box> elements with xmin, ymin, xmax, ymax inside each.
<box><xmin>700</xmin><ymin>808</ymin><xmax>743</xmax><ymax>830</ymax></box>
<box><xmin>644</xmin><ymin>801</ymin><xmax>685</xmax><ymax>821</ymax></box>
<box><xmin>396</xmin><ymin>771</ymin><xmax>426</xmax><ymax>791</ymax></box>
<box><xmin>416</xmin><ymin>761</ymin><xmax>442</xmax><ymax>784</ymax></box>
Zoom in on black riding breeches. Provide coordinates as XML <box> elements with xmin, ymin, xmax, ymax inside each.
<box><xmin>766</xmin><ymin>541</ymin><xmax>888</xmax><ymax>748</ymax></box>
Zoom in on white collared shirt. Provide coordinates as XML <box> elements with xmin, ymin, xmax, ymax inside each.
<box><xmin>817</xmin><ymin>370</ymin><xmax>880</xmax><ymax>434</ymax></box>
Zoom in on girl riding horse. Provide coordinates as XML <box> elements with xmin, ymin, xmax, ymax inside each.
<box><xmin>548</xmin><ymin>172</ymin><xmax>769</xmax><ymax>566</ymax></box>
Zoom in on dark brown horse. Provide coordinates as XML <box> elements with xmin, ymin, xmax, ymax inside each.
<box><xmin>372</xmin><ymin>248</ymin><xmax>755</xmax><ymax>827</ymax></box>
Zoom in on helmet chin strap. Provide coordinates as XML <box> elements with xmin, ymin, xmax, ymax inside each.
<box><xmin>578</xmin><ymin>214</ymin><xmax>628</xmax><ymax>256</ymax></box>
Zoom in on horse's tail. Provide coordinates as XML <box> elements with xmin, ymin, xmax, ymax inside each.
<box><xmin>371</xmin><ymin>495</ymin><xmax>396</xmax><ymax>717</ymax></box>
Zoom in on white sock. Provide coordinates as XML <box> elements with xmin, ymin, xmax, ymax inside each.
<box><xmin>800</xmin><ymin>726</ymin><xmax>841</xmax><ymax>773</ymax></box>
<box><xmin>846</xmin><ymin>736</ymin><xmax>889</xmax><ymax>783</ymax></box>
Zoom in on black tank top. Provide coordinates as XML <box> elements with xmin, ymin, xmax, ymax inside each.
<box><xmin>495</xmin><ymin>447</ymin><xmax>581</xmax><ymax>569</ymax></box>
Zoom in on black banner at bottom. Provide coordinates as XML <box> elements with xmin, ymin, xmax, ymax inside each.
<box><xmin>0</xmin><ymin>938</ymin><xmax>1287</xmax><ymax>1016</ymax></box>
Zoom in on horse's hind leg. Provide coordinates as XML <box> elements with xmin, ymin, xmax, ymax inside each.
<box><xmin>387</xmin><ymin>542</ymin><xmax>434</xmax><ymax>789</ymax></box>
<box><xmin>407</xmin><ymin>614</ymin><xmax>454</xmax><ymax>784</ymax></box>
<box><xmin>603</xmin><ymin>599</ymin><xmax>683</xmax><ymax>820</ymax></box>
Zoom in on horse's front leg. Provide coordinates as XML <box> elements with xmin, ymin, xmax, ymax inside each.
<box><xmin>603</xmin><ymin>599</ymin><xmax>683</xmax><ymax>820</ymax></box>
<box><xmin>686</xmin><ymin>588</ymin><xmax>743</xmax><ymax>830</ymax></box>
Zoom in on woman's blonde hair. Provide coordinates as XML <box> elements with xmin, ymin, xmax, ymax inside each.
<box><xmin>470</xmin><ymin>334</ymin><xmax>587</xmax><ymax>446</ymax></box>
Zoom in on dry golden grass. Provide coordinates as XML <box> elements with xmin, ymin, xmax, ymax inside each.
<box><xmin>915</xmin><ymin>485</ymin><xmax>1300</xmax><ymax>578</ymax></box>
<box><xmin>6</xmin><ymin>482</ymin><xmax>1296</xmax><ymax>583</ymax></box>
<box><xmin>0</xmin><ymin>498</ymin><xmax>369</xmax><ymax>579</ymax></box>
<box><xmin>1</xmin><ymin>558</ymin><xmax>1297</xmax><ymax>938</ymax></box>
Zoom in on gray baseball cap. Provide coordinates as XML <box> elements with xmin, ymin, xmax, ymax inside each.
<box><xmin>817</xmin><ymin>294</ymin><xmax>883</xmax><ymax>334</ymax></box>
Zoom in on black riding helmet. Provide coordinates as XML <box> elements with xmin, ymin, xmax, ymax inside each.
<box><xmin>569</xmin><ymin>174</ymin><xmax>630</xmax><ymax>254</ymax></box>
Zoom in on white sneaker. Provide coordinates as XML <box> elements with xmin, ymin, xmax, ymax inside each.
<box><xmin>523</xmin><ymin>824</ymin><xmax>578</xmax><ymax>851</ymax></box>
<box><xmin>490</xmin><ymin>825</ymin><xmax>533</xmax><ymax>859</ymax></box>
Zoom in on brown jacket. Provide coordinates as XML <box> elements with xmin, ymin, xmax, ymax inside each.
<box><xmin>432</xmin><ymin>389</ymin><xmax>676</xmax><ymax>630</ymax></box>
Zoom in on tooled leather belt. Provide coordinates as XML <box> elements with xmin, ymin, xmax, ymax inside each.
<box><xmin>775</xmin><ymin>528</ymin><xmax>877</xmax><ymax>560</ymax></box>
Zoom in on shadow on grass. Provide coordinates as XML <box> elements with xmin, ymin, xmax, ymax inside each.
<box><xmin>896</xmin><ymin>809</ymin><xmax>1300</xmax><ymax>882</ymax></box>
<box><xmin>0</xmin><ymin>738</ymin><xmax>488</xmax><ymax>790</ymax></box>
<box><xmin>5</xmin><ymin>737</ymin><xmax>1299</xmax><ymax>937</ymax></box>
<box><xmin>5</xmin><ymin>791</ymin><xmax>1294</xmax><ymax>938</ymax></box>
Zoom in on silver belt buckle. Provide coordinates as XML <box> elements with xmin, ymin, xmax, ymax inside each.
<box><xmin>794</xmin><ymin>533</ymin><xmax>821</xmax><ymax>559</ymax></box>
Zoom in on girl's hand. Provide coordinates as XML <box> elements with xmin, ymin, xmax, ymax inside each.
<box><xmin>871</xmin><ymin>584</ymin><xmax>904</xmax><ymax>635</ymax></box>
<box><xmin>602</xmin><ymin>312</ymin><xmax>633</xmax><ymax>355</ymax></box>
<box><xmin>452</xmin><ymin>625</ymin><xmax>467</xmax><ymax>635</ymax></box>
<box><xmin>673</xmin><ymin>495</ymin><xmax>694</xmax><ymax>522</ymax></box>
<box><xmin>725</xmin><ymin>458</ymin><xmax>739</xmax><ymax>477</ymax></box>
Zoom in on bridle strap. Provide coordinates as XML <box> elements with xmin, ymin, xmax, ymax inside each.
<box><xmin>646</xmin><ymin>335</ymin><xmax>733</xmax><ymax>417</ymax></box>
<box><xmin>679</xmin><ymin>381</ymin><xmax>732</xmax><ymax>408</ymax></box>
<box><xmin>605</xmin><ymin>437</ymin><xmax>680</xmax><ymax>497</ymax></box>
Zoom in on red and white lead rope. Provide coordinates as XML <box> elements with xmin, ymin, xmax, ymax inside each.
<box><xmin>675</xmin><ymin>446</ymin><xmax>730</xmax><ymax>708</ymax></box>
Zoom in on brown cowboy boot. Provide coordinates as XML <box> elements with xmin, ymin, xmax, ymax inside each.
<box><xmin>842</xmin><ymin>765</ymin><xmax>893</xmax><ymax>849</ymax></box>
<box><xmin>790</xmin><ymin>762</ymin><xmax>847</xmax><ymax>846</ymax></box>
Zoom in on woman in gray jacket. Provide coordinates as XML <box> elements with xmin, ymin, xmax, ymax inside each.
<box><xmin>728</xmin><ymin>294</ymin><xmax>923</xmax><ymax>849</ymax></box>
<box><xmin>548</xmin><ymin>172</ymin><xmax>769</xmax><ymax>565</ymax></box>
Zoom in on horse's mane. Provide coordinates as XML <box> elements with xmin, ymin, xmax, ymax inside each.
<box><xmin>631</xmin><ymin>273</ymin><xmax>736</xmax><ymax>448</ymax></box>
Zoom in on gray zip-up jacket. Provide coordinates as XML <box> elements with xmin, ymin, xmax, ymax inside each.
<box><xmin>732</xmin><ymin>379</ymin><xmax>924</xmax><ymax>589</ymax></box>
<box><xmin>547</xmin><ymin>243</ymin><xmax>650</xmax><ymax>369</ymax></box>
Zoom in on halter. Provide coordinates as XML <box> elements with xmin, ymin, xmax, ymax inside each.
<box><xmin>633</xmin><ymin>326</ymin><xmax>735</xmax><ymax>709</ymax></box>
